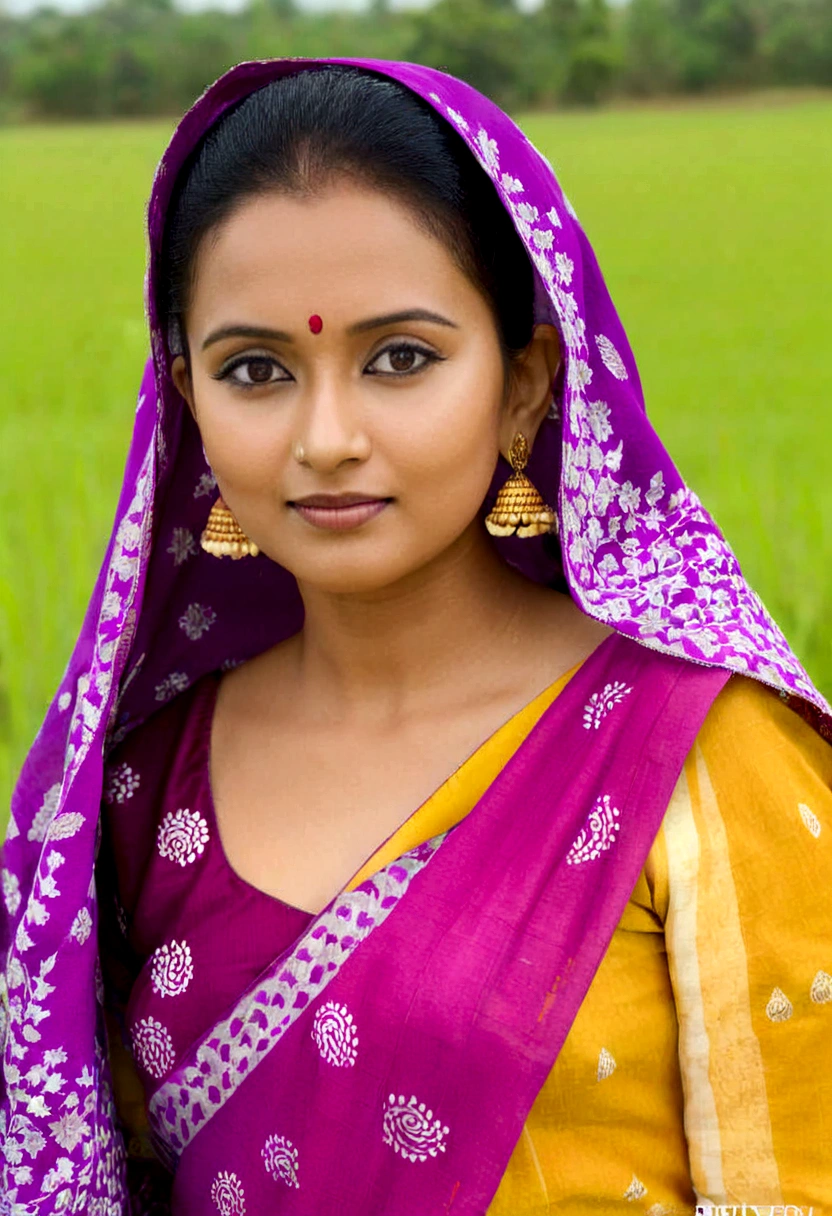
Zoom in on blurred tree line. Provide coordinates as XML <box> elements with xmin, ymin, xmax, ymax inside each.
<box><xmin>0</xmin><ymin>0</ymin><xmax>830</xmax><ymax>119</ymax></box>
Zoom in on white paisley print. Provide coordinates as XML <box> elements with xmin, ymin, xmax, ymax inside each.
<box><xmin>151</xmin><ymin>939</ymin><xmax>194</xmax><ymax>997</ymax></box>
<box><xmin>595</xmin><ymin>333</ymin><xmax>628</xmax><ymax>380</ymax></box>
<box><xmin>566</xmin><ymin>794</ymin><xmax>620</xmax><ymax>865</ymax></box>
<box><xmin>262</xmin><ymin>1134</ymin><xmax>300</xmax><ymax>1189</ymax></box>
<box><xmin>157</xmin><ymin>808</ymin><xmax>210</xmax><ymax>866</ymax></box>
<box><xmin>583</xmin><ymin>681</ymin><xmax>633</xmax><ymax>730</ymax></box>
<box><xmin>211</xmin><ymin>1170</ymin><xmax>246</xmax><ymax>1214</ymax></box>
<box><xmin>132</xmin><ymin>1017</ymin><xmax>176</xmax><ymax>1078</ymax></box>
<box><xmin>382</xmin><ymin>1093</ymin><xmax>450</xmax><ymax>1162</ymax></box>
<box><xmin>311</xmin><ymin>1000</ymin><xmax>359</xmax><ymax>1067</ymax></box>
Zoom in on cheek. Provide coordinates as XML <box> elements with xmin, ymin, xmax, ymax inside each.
<box><xmin>193</xmin><ymin>384</ymin><xmax>291</xmax><ymax>486</ymax></box>
<box><xmin>389</xmin><ymin>361</ymin><xmax>504</xmax><ymax>508</ymax></box>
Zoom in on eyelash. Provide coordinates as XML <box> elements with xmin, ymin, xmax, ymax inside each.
<box><xmin>212</xmin><ymin>341</ymin><xmax>443</xmax><ymax>389</ymax></box>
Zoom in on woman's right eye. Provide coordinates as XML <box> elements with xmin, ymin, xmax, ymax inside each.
<box><xmin>213</xmin><ymin>355</ymin><xmax>292</xmax><ymax>388</ymax></box>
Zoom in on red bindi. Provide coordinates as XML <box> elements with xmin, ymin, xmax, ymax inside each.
<box><xmin>308</xmin><ymin>314</ymin><xmax>323</xmax><ymax>335</ymax></box>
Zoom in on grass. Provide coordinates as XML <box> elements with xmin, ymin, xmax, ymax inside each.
<box><xmin>1</xmin><ymin>96</ymin><xmax>831</xmax><ymax>816</ymax></box>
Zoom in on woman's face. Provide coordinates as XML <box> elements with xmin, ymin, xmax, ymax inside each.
<box><xmin>172</xmin><ymin>182</ymin><xmax>558</xmax><ymax>595</ymax></box>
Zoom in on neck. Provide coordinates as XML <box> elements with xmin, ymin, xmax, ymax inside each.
<box><xmin>292</xmin><ymin>524</ymin><xmax>535</xmax><ymax>723</ymax></box>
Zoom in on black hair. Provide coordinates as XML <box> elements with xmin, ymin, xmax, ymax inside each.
<box><xmin>161</xmin><ymin>66</ymin><xmax>535</xmax><ymax>363</ymax></box>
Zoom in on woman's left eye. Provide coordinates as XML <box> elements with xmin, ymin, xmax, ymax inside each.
<box><xmin>365</xmin><ymin>343</ymin><xmax>440</xmax><ymax>376</ymax></box>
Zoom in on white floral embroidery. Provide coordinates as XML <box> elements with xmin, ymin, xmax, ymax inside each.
<box><xmin>596</xmin><ymin>1047</ymin><xmax>616</xmax><ymax>1080</ymax></box>
<box><xmin>57</xmin><ymin>692</ymin><xmax>72</xmax><ymax>712</ymax></box>
<box><xmin>311</xmin><ymin>1001</ymin><xmax>359</xmax><ymax>1068</ymax></box>
<box><xmin>132</xmin><ymin>1017</ymin><xmax>176</xmax><ymax>1078</ymax></box>
<box><xmin>167</xmin><ymin>527</ymin><xmax>198</xmax><ymax>566</ymax></box>
<box><xmin>446</xmin><ymin>107</ymin><xmax>469</xmax><ymax>131</ymax></box>
<box><xmin>645</xmin><ymin>470</ymin><xmax>665</xmax><ymax>507</ymax></box>
<box><xmin>103</xmin><ymin>763</ymin><xmax>140</xmax><ymax>805</ymax></box>
<box><xmin>566</xmin><ymin>795</ymin><xmax>620</xmax><ymax>865</ymax></box>
<box><xmin>555</xmin><ymin>251</ymin><xmax>574</xmax><ymax>285</ymax></box>
<box><xmin>596</xmin><ymin>334</ymin><xmax>628</xmax><ymax>380</ymax></box>
<box><xmin>810</xmin><ymin>971</ymin><xmax>832</xmax><ymax>1004</ymax></box>
<box><xmin>70</xmin><ymin>909</ymin><xmax>92</xmax><ymax>945</ymax></box>
<box><xmin>48</xmin><ymin>1110</ymin><xmax>87</xmax><ymax>1152</ymax></box>
<box><xmin>27</xmin><ymin>783</ymin><xmax>62</xmax><ymax>842</ymax></box>
<box><xmin>475</xmin><ymin>128</ymin><xmax>499</xmax><ymax>171</ymax></box>
<box><xmin>179</xmin><ymin>602</ymin><xmax>217</xmax><ymax>641</ymax></box>
<box><xmin>516</xmin><ymin>203</ymin><xmax>539</xmax><ymax>223</ymax></box>
<box><xmin>3</xmin><ymin>869</ymin><xmax>21</xmax><ymax>916</ymax></box>
<box><xmin>586</xmin><ymin>399</ymin><xmax>613</xmax><ymax>443</ymax></box>
<box><xmin>765</xmin><ymin>987</ymin><xmax>793</xmax><ymax>1022</ymax></box>
<box><xmin>501</xmin><ymin>173</ymin><xmax>523</xmax><ymax>193</ymax></box>
<box><xmin>799</xmin><ymin>803</ymin><xmax>821</xmax><ymax>838</ymax></box>
<box><xmin>157</xmin><ymin>809</ymin><xmax>209</xmax><ymax>867</ymax></box>
<box><xmin>532</xmin><ymin>228</ymin><xmax>555</xmax><ymax>250</ymax></box>
<box><xmin>211</xmin><ymin>1170</ymin><xmax>246</xmax><ymax>1214</ymax></box>
<box><xmin>624</xmin><ymin>1175</ymin><xmax>647</xmax><ymax>1201</ymax></box>
<box><xmin>151</xmin><ymin>940</ymin><xmax>194</xmax><ymax>998</ymax></box>
<box><xmin>155</xmin><ymin>671</ymin><xmax>190</xmax><ymax>703</ymax></box>
<box><xmin>568</xmin><ymin>358</ymin><xmax>593</xmax><ymax>389</ymax></box>
<box><xmin>582</xmin><ymin>681</ymin><xmax>633</xmax><ymax>730</ymax></box>
<box><xmin>546</xmin><ymin>205</ymin><xmax>562</xmax><ymax>228</ymax></box>
<box><xmin>262</xmin><ymin>1134</ymin><xmax>299</xmax><ymax>1189</ymax></box>
<box><xmin>382</xmin><ymin>1094</ymin><xmax>449</xmax><ymax>1162</ymax></box>
<box><xmin>194</xmin><ymin>471</ymin><xmax>217</xmax><ymax>498</ymax></box>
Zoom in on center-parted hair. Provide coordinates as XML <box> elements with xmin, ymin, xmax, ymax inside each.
<box><xmin>162</xmin><ymin>66</ymin><xmax>535</xmax><ymax>361</ymax></box>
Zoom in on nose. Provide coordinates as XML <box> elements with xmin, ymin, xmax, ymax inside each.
<box><xmin>293</xmin><ymin>382</ymin><xmax>371</xmax><ymax>474</ymax></box>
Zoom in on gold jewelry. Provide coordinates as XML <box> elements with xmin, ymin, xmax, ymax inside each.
<box><xmin>293</xmin><ymin>442</ymin><xmax>306</xmax><ymax>463</ymax></box>
<box><xmin>485</xmin><ymin>433</ymin><xmax>556</xmax><ymax>539</ymax></box>
<box><xmin>200</xmin><ymin>495</ymin><xmax>260</xmax><ymax>559</ymax></box>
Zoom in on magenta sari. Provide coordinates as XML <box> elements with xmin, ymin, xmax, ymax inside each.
<box><xmin>2</xmin><ymin>57</ymin><xmax>828</xmax><ymax>1213</ymax></box>
<box><xmin>102</xmin><ymin>631</ymin><xmax>726</xmax><ymax>1215</ymax></box>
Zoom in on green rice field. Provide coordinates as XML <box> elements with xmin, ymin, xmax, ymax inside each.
<box><xmin>1</xmin><ymin>95</ymin><xmax>831</xmax><ymax>816</ymax></box>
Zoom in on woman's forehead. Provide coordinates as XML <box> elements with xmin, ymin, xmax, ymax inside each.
<box><xmin>188</xmin><ymin>186</ymin><xmax>484</xmax><ymax>328</ymax></box>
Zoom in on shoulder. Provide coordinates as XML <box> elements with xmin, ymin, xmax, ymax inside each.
<box><xmin>693</xmin><ymin>673</ymin><xmax>832</xmax><ymax>806</ymax></box>
<box><xmin>644</xmin><ymin>674</ymin><xmax>832</xmax><ymax>922</ymax></box>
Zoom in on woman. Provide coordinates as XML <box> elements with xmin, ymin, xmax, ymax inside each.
<box><xmin>1</xmin><ymin>58</ymin><xmax>830</xmax><ymax>1216</ymax></box>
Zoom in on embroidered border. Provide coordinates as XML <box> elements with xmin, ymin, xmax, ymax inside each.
<box><xmin>147</xmin><ymin>834</ymin><xmax>446</xmax><ymax>1165</ymax></box>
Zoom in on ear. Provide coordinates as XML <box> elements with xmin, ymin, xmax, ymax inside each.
<box><xmin>499</xmin><ymin>324</ymin><xmax>561</xmax><ymax>458</ymax></box>
<box><xmin>171</xmin><ymin>354</ymin><xmax>196</xmax><ymax>419</ymax></box>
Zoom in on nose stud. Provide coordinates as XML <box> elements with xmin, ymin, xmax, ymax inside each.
<box><xmin>308</xmin><ymin>314</ymin><xmax>323</xmax><ymax>335</ymax></box>
<box><xmin>293</xmin><ymin>442</ymin><xmax>306</xmax><ymax>462</ymax></box>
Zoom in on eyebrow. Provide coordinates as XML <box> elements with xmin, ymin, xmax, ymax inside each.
<box><xmin>348</xmin><ymin>309</ymin><xmax>458</xmax><ymax>335</ymax></box>
<box><xmin>202</xmin><ymin>324</ymin><xmax>291</xmax><ymax>351</ymax></box>
<box><xmin>200</xmin><ymin>309</ymin><xmax>458</xmax><ymax>351</ymax></box>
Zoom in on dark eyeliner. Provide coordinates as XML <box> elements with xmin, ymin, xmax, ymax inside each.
<box><xmin>210</xmin><ymin>352</ymin><xmax>291</xmax><ymax>387</ymax></box>
<box><xmin>364</xmin><ymin>341</ymin><xmax>446</xmax><ymax>377</ymax></box>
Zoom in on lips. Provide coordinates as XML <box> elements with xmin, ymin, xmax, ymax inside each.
<box><xmin>289</xmin><ymin>493</ymin><xmax>392</xmax><ymax>531</ymax></box>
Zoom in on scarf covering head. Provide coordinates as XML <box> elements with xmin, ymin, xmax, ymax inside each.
<box><xmin>1</xmin><ymin>58</ymin><xmax>828</xmax><ymax>1211</ymax></box>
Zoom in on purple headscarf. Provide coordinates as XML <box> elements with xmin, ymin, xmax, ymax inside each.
<box><xmin>1</xmin><ymin>57</ymin><xmax>827</xmax><ymax>1211</ymax></box>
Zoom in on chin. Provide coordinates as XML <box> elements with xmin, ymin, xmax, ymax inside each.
<box><xmin>268</xmin><ymin>543</ymin><xmax>434</xmax><ymax>597</ymax></box>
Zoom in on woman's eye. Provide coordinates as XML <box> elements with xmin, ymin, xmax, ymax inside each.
<box><xmin>366</xmin><ymin>344</ymin><xmax>439</xmax><ymax>376</ymax></box>
<box><xmin>215</xmin><ymin>356</ymin><xmax>290</xmax><ymax>387</ymax></box>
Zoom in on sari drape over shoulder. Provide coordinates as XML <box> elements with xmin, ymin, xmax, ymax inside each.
<box><xmin>2</xmin><ymin>57</ymin><xmax>830</xmax><ymax>1214</ymax></box>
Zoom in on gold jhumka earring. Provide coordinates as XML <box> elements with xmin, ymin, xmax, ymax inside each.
<box><xmin>485</xmin><ymin>432</ymin><xmax>556</xmax><ymax>539</ymax></box>
<box><xmin>200</xmin><ymin>496</ymin><xmax>260</xmax><ymax>559</ymax></box>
